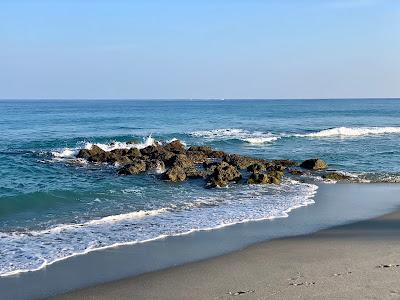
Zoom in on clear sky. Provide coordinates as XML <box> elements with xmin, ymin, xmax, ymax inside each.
<box><xmin>0</xmin><ymin>0</ymin><xmax>399</xmax><ymax>99</ymax></box>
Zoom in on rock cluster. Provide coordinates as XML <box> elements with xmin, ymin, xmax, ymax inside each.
<box><xmin>77</xmin><ymin>140</ymin><xmax>333</xmax><ymax>187</ymax></box>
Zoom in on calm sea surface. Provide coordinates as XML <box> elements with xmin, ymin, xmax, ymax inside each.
<box><xmin>1</xmin><ymin>99</ymin><xmax>400</xmax><ymax>276</ymax></box>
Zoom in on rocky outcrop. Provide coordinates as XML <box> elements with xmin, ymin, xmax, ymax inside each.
<box><xmin>74</xmin><ymin>139</ymin><xmax>336</xmax><ymax>189</ymax></box>
<box><xmin>300</xmin><ymin>158</ymin><xmax>327</xmax><ymax>170</ymax></box>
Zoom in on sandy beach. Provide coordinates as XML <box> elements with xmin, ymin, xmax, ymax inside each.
<box><xmin>54</xmin><ymin>189</ymin><xmax>400</xmax><ymax>299</ymax></box>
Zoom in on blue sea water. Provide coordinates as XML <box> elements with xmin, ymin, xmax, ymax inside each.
<box><xmin>1</xmin><ymin>99</ymin><xmax>400</xmax><ymax>276</ymax></box>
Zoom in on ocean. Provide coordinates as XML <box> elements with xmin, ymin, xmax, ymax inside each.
<box><xmin>1</xmin><ymin>99</ymin><xmax>400</xmax><ymax>277</ymax></box>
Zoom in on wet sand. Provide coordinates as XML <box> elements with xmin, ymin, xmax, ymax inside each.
<box><xmin>54</xmin><ymin>189</ymin><xmax>400</xmax><ymax>299</ymax></box>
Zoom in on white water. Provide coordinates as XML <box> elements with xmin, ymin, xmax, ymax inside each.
<box><xmin>299</xmin><ymin>127</ymin><xmax>400</xmax><ymax>138</ymax></box>
<box><xmin>190</xmin><ymin>128</ymin><xmax>280</xmax><ymax>144</ymax></box>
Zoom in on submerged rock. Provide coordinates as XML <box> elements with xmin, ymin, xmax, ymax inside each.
<box><xmin>323</xmin><ymin>172</ymin><xmax>351</xmax><ymax>181</ymax></box>
<box><xmin>300</xmin><ymin>158</ymin><xmax>327</xmax><ymax>170</ymax></box>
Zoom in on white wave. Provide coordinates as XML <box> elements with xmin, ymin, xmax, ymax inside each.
<box><xmin>50</xmin><ymin>135</ymin><xmax>158</xmax><ymax>160</ymax></box>
<box><xmin>190</xmin><ymin>128</ymin><xmax>279</xmax><ymax>145</ymax></box>
<box><xmin>85</xmin><ymin>135</ymin><xmax>157</xmax><ymax>152</ymax></box>
<box><xmin>242</xmin><ymin>137</ymin><xmax>279</xmax><ymax>144</ymax></box>
<box><xmin>298</xmin><ymin>127</ymin><xmax>400</xmax><ymax>138</ymax></box>
<box><xmin>51</xmin><ymin>148</ymin><xmax>78</xmax><ymax>158</ymax></box>
<box><xmin>0</xmin><ymin>180</ymin><xmax>317</xmax><ymax>277</ymax></box>
<box><xmin>166</xmin><ymin>138</ymin><xmax>187</xmax><ymax>147</ymax></box>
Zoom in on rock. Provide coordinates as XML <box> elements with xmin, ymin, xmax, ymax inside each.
<box><xmin>247</xmin><ymin>163</ymin><xmax>267</xmax><ymax>174</ymax></box>
<box><xmin>77</xmin><ymin>145</ymin><xmax>105</xmax><ymax>160</ymax></box>
<box><xmin>185</xmin><ymin>166</ymin><xmax>204</xmax><ymax>179</ymax></box>
<box><xmin>76</xmin><ymin>149</ymin><xmax>92</xmax><ymax>160</ymax></box>
<box><xmin>209</xmin><ymin>150</ymin><xmax>227</xmax><ymax>158</ymax></box>
<box><xmin>118</xmin><ymin>160</ymin><xmax>147</xmax><ymax>175</ymax></box>
<box><xmin>187</xmin><ymin>146</ymin><xmax>213</xmax><ymax>154</ymax></box>
<box><xmin>323</xmin><ymin>172</ymin><xmax>351</xmax><ymax>181</ymax></box>
<box><xmin>300</xmin><ymin>159</ymin><xmax>327</xmax><ymax>170</ymax></box>
<box><xmin>272</xmin><ymin>159</ymin><xmax>298</xmax><ymax>167</ymax></box>
<box><xmin>126</xmin><ymin>148</ymin><xmax>141</xmax><ymax>158</ymax></box>
<box><xmin>110</xmin><ymin>148</ymin><xmax>128</xmax><ymax>156</ymax></box>
<box><xmin>140</xmin><ymin>145</ymin><xmax>161</xmax><ymax>156</ymax></box>
<box><xmin>146</xmin><ymin>159</ymin><xmax>166</xmax><ymax>173</ymax></box>
<box><xmin>163</xmin><ymin>140</ymin><xmax>186</xmax><ymax>154</ymax></box>
<box><xmin>247</xmin><ymin>170</ymin><xmax>283</xmax><ymax>185</ymax></box>
<box><xmin>163</xmin><ymin>165</ymin><xmax>187</xmax><ymax>182</ymax></box>
<box><xmin>206</xmin><ymin>162</ymin><xmax>242</xmax><ymax>188</ymax></box>
<box><xmin>186</xmin><ymin>151</ymin><xmax>209</xmax><ymax>164</ymax></box>
<box><xmin>224</xmin><ymin>154</ymin><xmax>263</xmax><ymax>170</ymax></box>
<box><xmin>170</xmin><ymin>154</ymin><xmax>194</xmax><ymax>169</ymax></box>
<box><xmin>107</xmin><ymin>153</ymin><xmax>132</xmax><ymax>165</ymax></box>
<box><xmin>289</xmin><ymin>169</ymin><xmax>304</xmax><ymax>175</ymax></box>
<box><xmin>157</xmin><ymin>150</ymin><xmax>176</xmax><ymax>166</ymax></box>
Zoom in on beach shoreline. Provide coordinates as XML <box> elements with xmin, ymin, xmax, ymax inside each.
<box><xmin>55</xmin><ymin>195</ymin><xmax>400</xmax><ymax>299</ymax></box>
<box><xmin>3</xmin><ymin>183</ymin><xmax>400</xmax><ymax>299</ymax></box>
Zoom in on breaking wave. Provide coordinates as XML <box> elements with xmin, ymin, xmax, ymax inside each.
<box><xmin>190</xmin><ymin>128</ymin><xmax>279</xmax><ymax>145</ymax></box>
<box><xmin>298</xmin><ymin>127</ymin><xmax>400</xmax><ymax>138</ymax></box>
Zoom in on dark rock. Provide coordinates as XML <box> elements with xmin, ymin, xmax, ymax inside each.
<box><xmin>140</xmin><ymin>145</ymin><xmax>161</xmax><ymax>156</ymax></box>
<box><xmin>77</xmin><ymin>145</ymin><xmax>106</xmax><ymax>161</ymax></box>
<box><xmin>110</xmin><ymin>148</ymin><xmax>128</xmax><ymax>156</ymax></box>
<box><xmin>224</xmin><ymin>154</ymin><xmax>262</xmax><ymax>170</ymax></box>
<box><xmin>118</xmin><ymin>160</ymin><xmax>147</xmax><ymax>175</ymax></box>
<box><xmin>185</xmin><ymin>166</ymin><xmax>204</xmax><ymax>179</ymax></box>
<box><xmin>170</xmin><ymin>154</ymin><xmax>194</xmax><ymax>169</ymax></box>
<box><xmin>209</xmin><ymin>150</ymin><xmax>227</xmax><ymax>159</ymax></box>
<box><xmin>76</xmin><ymin>149</ymin><xmax>92</xmax><ymax>160</ymax></box>
<box><xmin>300</xmin><ymin>158</ymin><xmax>327</xmax><ymax>170</ymax></box>
<box><xmin>323</xmin><ymin>172</ymin><xmax>351</xmax><ymax>181</ymax></box>
<box><xmin>247</xmin><ymin>170</ymin><xmax>283</xmax><ymax>185</ymax></box>
<box><xmin>247</xmin><ymin>163</ymin><xmax>267</xmax><ymax>174</ymax></box>
<box><xmin>163</xmin><ymin>140</ymin><xmax>186</xmax><ymax>154</ymax></box>
<box><xmin>107</xmin><ymin>153</ymin><xmax>132</xmax><ymax>165</ymax></box>
<box><xmin>272</xmin><ymin>159</ymin><xmax>298</xmax><ymax>167</ymax></box>
<box><xmin>146</xmin><ymin>159</ymin><xmax>166</xmax><ymax>173</ymax></box>
<box><xmin>186</xmin><ymin>151</ymin><xmax>209</xmax><ymax>164</ymax></box>
<box><xmin>206</xmin><ymin>162</ymin><xmax>242</xmax><ymax>188</ymax></box>
<box><xmin>163</xmin><ymin>166</ymin><xmax>187</xmax><ymax>182</ymax></box>
<box><xmin>187</xmin><ymin>146</ymin><xmax>213</xmax><ymax>154</ymax></box>
<box><xmin>126</xmin><ymin>148</ymin><xmax>141</xmax><ymax>158</ymax></box>
<box><xmin>289</xmin><ymin>169</ymin><xmax>304</xmax><ymax>175</ymax></box>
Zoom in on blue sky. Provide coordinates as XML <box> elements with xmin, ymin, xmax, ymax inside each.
<box><xmin>0</xmin><ymin>0</ymin><xmax>399</xmax><ymax>99</ymax></box>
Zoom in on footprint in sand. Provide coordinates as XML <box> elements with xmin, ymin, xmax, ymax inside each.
<box><xmin>377</xmin><ymin>264</ymin><xmax>400</xmax><ymax>269</ymax></box>
<box><xmin>227</xmin><ymin>290</ymin><xmax>255</xmax><ymax>296</ymax></box>
<box><xmin>333</xmin><ymin>271</ymin><xmax>352</xmax><ymax>277</ymax></box>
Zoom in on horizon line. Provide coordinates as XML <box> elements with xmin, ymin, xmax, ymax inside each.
<box><xmin>1</xmin><ymin>97</ymin><xmax>400</xmax><ymax>101</ymax></box>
